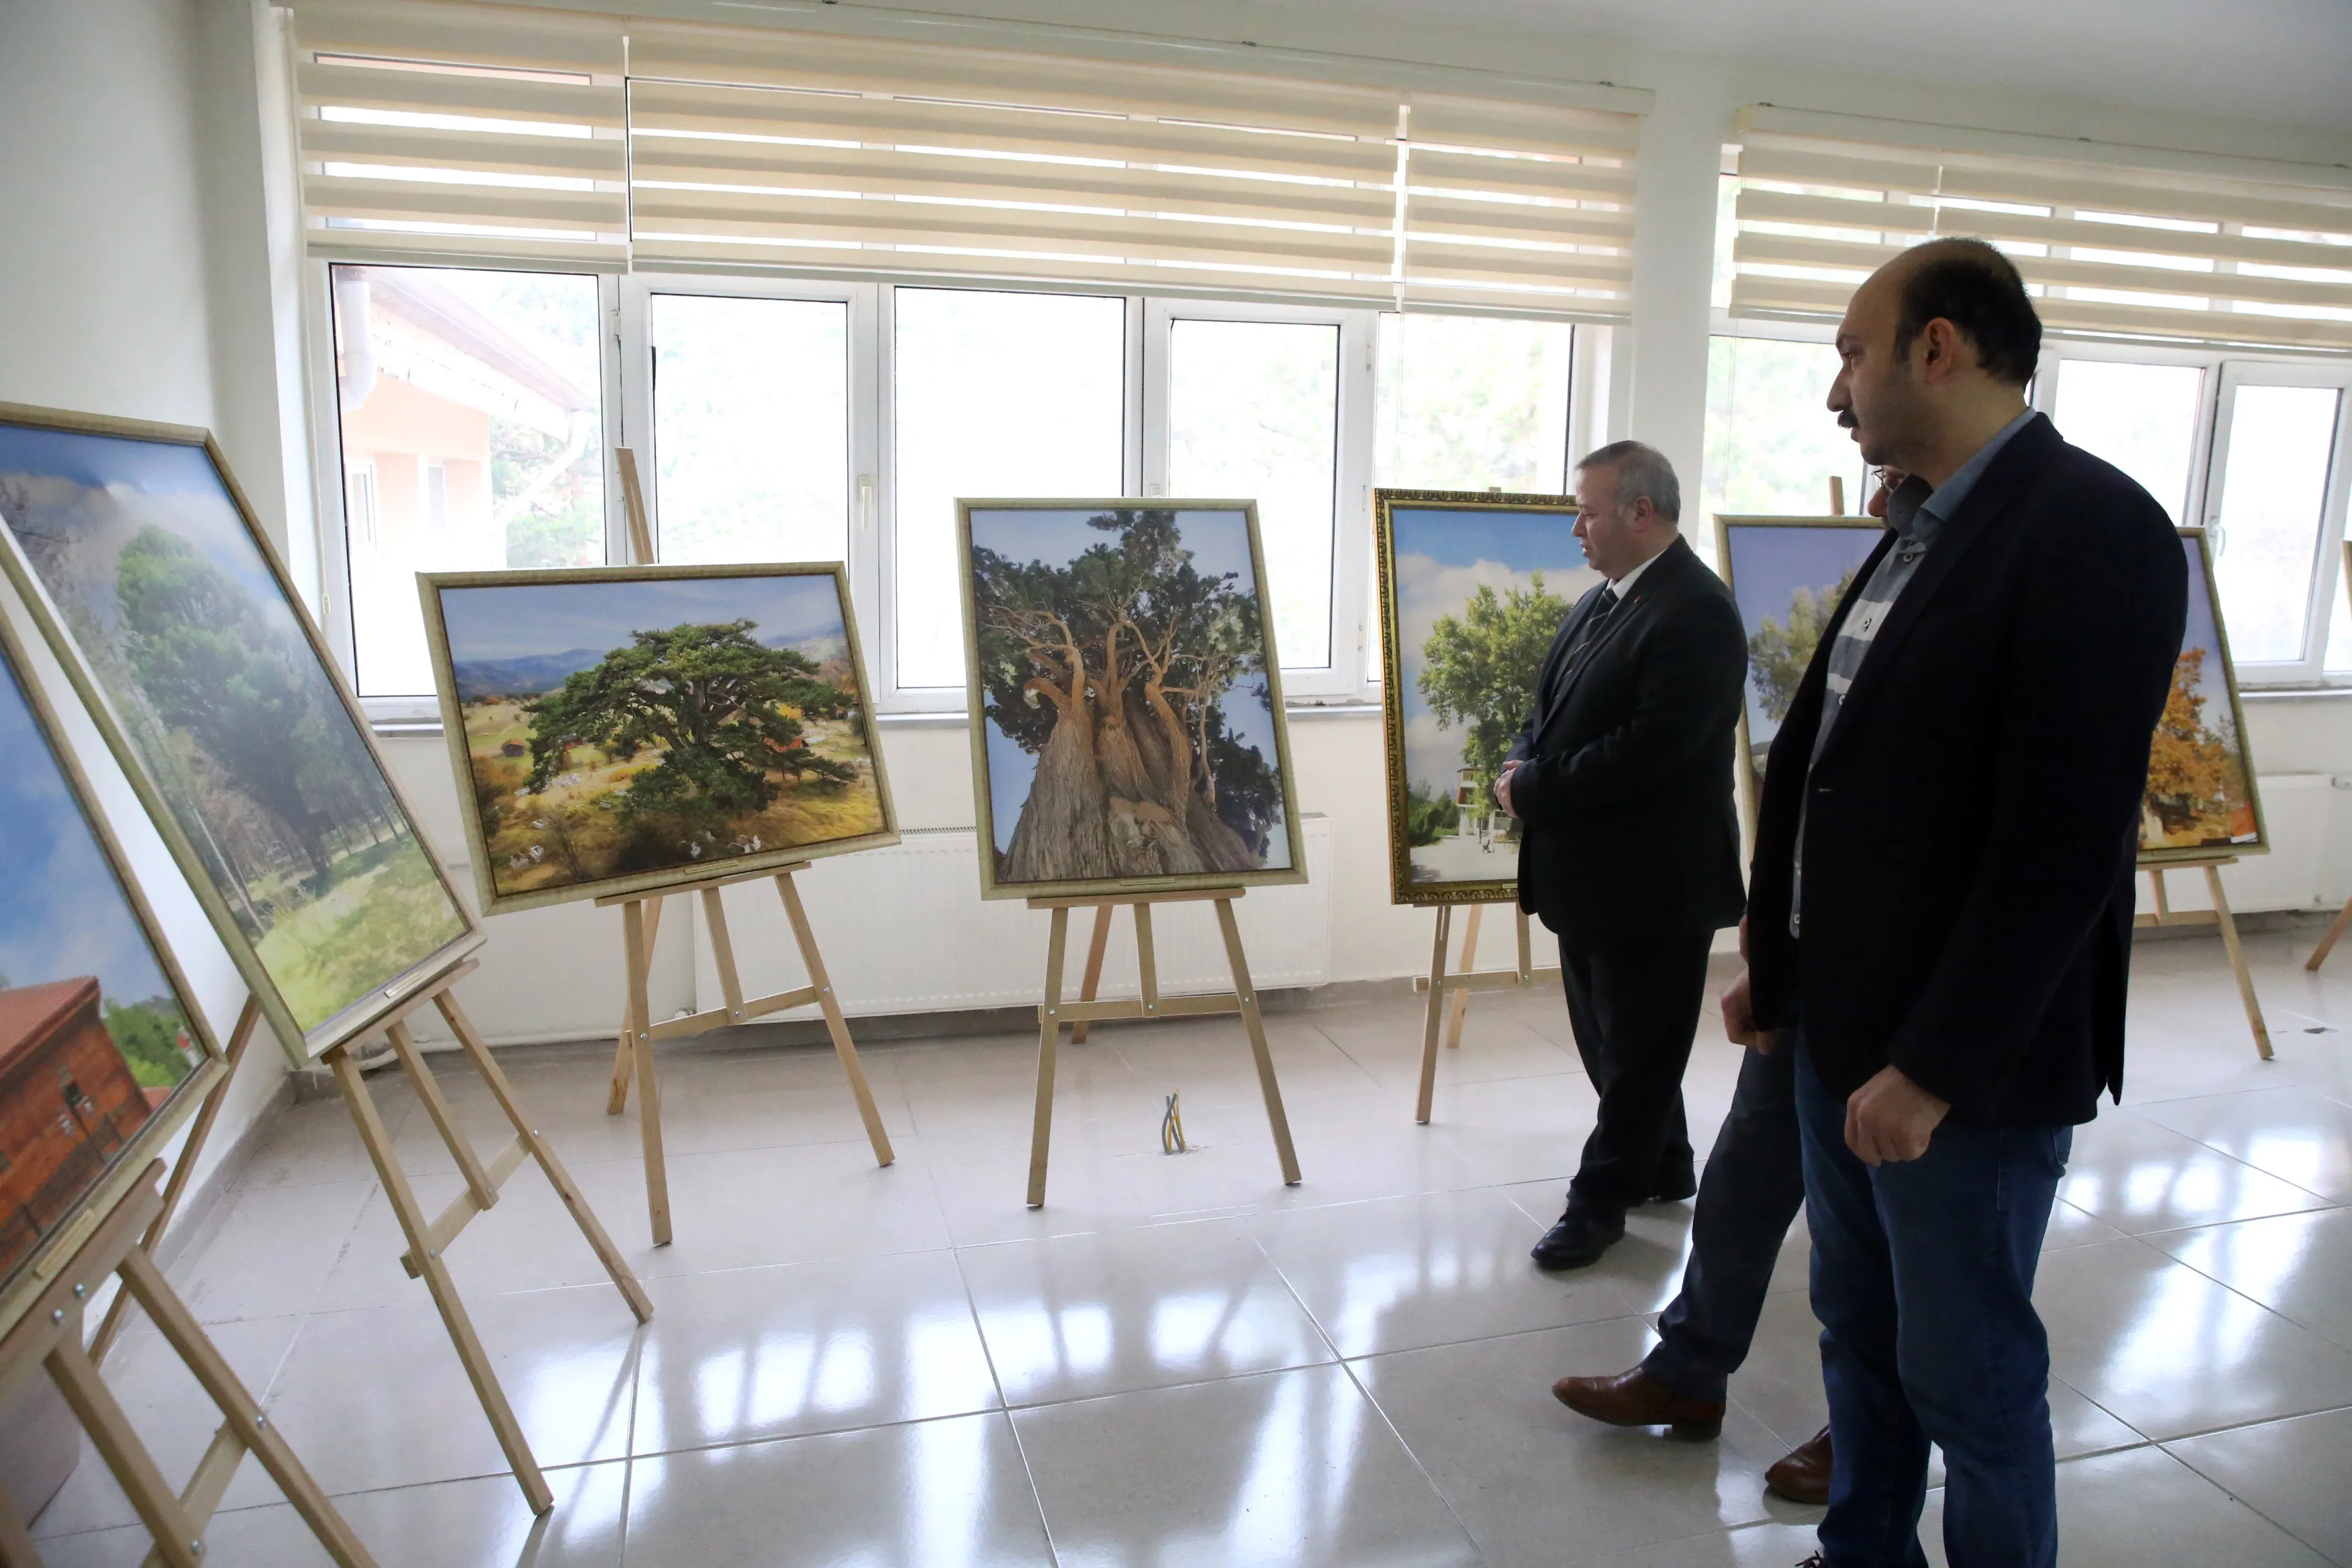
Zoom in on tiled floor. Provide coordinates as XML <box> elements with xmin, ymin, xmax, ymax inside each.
<box><xmin>26</xmin><ymin>928</ymin><xmax>2352</xmax><ymax>1566</ymax></box>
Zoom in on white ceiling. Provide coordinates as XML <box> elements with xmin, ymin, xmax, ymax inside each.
<box><xmin>1240</xmin><ymin>0</ymin><xmax>2352</xmax><ymax>132</ymax></box>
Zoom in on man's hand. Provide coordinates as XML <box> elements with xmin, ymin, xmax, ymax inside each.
<box><xmin>1721</xmin><ymin>967</ymin><xmax>1774</xmax><ymax>1053</ymax></box>
<box><xmin>1493</xmin><ymin>760</ymin><xmax>1522</xmax><ymax>819</ymax></box>
<box><xmin>1844</xmin><ymin>1065</ymin><xmax>1949</xmax><ymax>1165</ymax></box>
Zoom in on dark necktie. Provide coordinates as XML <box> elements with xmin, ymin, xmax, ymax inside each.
<box><xmin>1571</xmin><ymin>585</ymin><xmax>1619</xmax><ymax>651</ymax></box>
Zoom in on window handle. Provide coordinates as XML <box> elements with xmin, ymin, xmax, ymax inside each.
<box><xmin>858</xmin><ymin>475</ymin><xmax>874</xmax><ymax>532</ymax></box>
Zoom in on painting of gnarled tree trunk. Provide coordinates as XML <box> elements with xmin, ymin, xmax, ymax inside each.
<box><xmin>960</xmin><ymin>502</ymin><xmax>1305</xmax><ymax>898</ymax></box>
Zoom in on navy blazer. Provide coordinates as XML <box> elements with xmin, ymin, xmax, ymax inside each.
<box><xmin>1746</xmin><ymin>414</ymin><xmax>2187</xmax><ymax>1125</ymax></box>
<box><xmin>1508</xmin><ymin>534</ymin><xmax>1748</xmax><ymax>949</ymax></box>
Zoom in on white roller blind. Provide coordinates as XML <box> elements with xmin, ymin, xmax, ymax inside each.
<box><xmin>1729</xmin><ymin>107</ymin><xmax>2352</xmax><ymax>353</ymax></box>
<box><xmin>289</xmin><ymin>1</ymin><xmax>1641</xmax><ymax>317</ymax></box>
<box><xmin>291</xmin><ymin>0</ymin><xmax>630</xmax><ymax>267</ymax></box>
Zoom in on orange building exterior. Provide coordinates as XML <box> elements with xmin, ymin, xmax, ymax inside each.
<box><xmin>0</xmin><ymin>978</ymin><xmax>152</xmax><ymax>1281</ymax></box>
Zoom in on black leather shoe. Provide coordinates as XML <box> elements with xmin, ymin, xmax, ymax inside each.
<box><xmin>1531</xmin><ymin>1207</ymin><xmax>1625</xmax><ymax>1269</ymax></box>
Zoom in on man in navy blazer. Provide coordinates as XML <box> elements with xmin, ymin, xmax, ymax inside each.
<box><xmin>1496</xmin><ymin>441</ymin><xmax>1748</xmax><ymax>1271</ymax></box>
<box><xmin>1724</xmin><ymin>239</ymin><xmax>2186</xmax><ymax>1567</ymax></box>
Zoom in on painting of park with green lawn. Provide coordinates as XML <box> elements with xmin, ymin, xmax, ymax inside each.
<box><xmin>425</xmin><ymin>566</ymin><xmax>892</xmax><ymax>911</ymax></box>
<box><xmin>1719</xmin><ymin>519</ymin><xmax>1880</xmax><ymax>822</ymax></box>
<box><xmin>0</xmin><ymin>417</ymin><xmax>473</xmax><ymax>1044</ymax></box>
<box><xmin>1378</xmin><ymin>495</ymin><xmax>1596</xmax><ymax>904</ymax></box>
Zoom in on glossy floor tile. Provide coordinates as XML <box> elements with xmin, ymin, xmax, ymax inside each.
<box><xmin>18</xmin><ymin>928</ymin><xmax>2351</xmax><ymax>1565</ymax></box>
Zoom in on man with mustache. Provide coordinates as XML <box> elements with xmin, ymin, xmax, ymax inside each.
<box><xmin>1548</xmin><ymin>468</ymin><xmax>1904</xmax><ymax>1505</ymax></box>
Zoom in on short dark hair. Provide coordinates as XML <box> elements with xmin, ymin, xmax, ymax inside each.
<box><xmin>1576</xmin><ymin>440</ymin><xmax>1681</xmax><ymax>523</ymax></box>
<box><xmin>1891</xmin><ymin>238</ymin><xmax>2041</xmax><ymax>387</ymax></box>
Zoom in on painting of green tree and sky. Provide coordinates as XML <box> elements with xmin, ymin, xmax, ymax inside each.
<box><xmin>0</xmin><ymin>415</ymin><xmax>474</xmax><ymax>1052</ymax></box>
<box><xmin>424</xmin><ymin>565</ymin><xmax>893</xmax><ymax>912</ymax></box>
<box><xmin>1376</xmin><ymin>494</ymin><xmax>1597</xmax><ymax>904</ymax></box>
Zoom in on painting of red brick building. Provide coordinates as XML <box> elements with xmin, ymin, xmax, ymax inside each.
<box><xmin>0</xmin><ymin>978</ymin><xmax>157</xmax><ymax>1280</ymax></box>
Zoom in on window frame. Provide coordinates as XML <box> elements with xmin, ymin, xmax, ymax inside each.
<box><xmin>2197</xmin><ymin>357</ymin><xmax>2352</xmax><ymax>686</ymax></box>
<box><xmin>316</xmin><ymin>256</ymin><xmax>1596</xmax><ymax>721</ymax></box>
<box><xmin>1143</xmin><ymin>296</ymin><xmax>1378</xmax><ymax>702</ymax></box>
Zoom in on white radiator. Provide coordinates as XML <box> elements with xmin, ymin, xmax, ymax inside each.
<box><xmin>690</xmin><ymin>816</ymin><xmax>1335</xmax><ymax>1017</ymax></box>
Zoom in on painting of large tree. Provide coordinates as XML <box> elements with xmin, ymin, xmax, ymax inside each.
<box><xmin>423</xmin><ymin>564</ymin><xmax>894</xmax><ymax>913</ymax></box>
<box><xmin>964</xmin><ymin>504</ymin><xmax>1301</xmax><ymax>896</ymax></box>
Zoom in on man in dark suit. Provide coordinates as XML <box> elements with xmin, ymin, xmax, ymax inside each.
<box><xmin>1726</xmin><ymin>238</ymin><xmax>2186</xmax><ymax>1568</ymax></box>
<box><xmin>1496</xmin><ymin>440</ymin><xmax>1748</xmax><ymax>1271</ymax></box>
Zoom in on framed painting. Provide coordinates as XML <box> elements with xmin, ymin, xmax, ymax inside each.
<box><xmin>1373</xmin><ymin>488</ymin><xmax>1594</xmax><ymax>906</ymax></box>
<box><xmin>2141</xmin><ymin>527</ymin><xmax>2264</xmax><ymax>864</ymax></box>
<box><xmin>1715</xmin><ymin>514</ymin><xmax>1882</xmax><ymax>841</ymax></box>
<box><xmin>0</xmin><ymin>594</ymin><xmax>224</xmax><ymax>1341</ymax></box>
<box><xmin>419</xmin><ymin>562</ymin><xmax>897</xmax><ymax>913</ymax></box>
<box><xmin>1714</xmin><ymin>516</ymin><xmax>2265</xmax><ymax>866</ymax></box>
<box><xmin>0</xmin><ymin>404</ymin><xmax>480</xmax><ymax>1066</ymax></box>
<box><xmin>958</xmin><ymin>500</ymin><xmax>1307</xmax><ymax>900</ymax></box>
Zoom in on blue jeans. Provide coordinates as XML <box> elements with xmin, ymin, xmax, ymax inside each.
<box><xmin>1642</xmin><ymin>1037</ymin><xmax>1805</xmax><ymax>1404</ymax></box>
<box><xmin>1795</xmin><ymin>1043</ymin><xmax>2072</xmax><ymax>1568</ymax></box>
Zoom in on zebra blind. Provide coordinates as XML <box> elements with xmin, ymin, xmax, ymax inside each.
<box><xmin>289</xmin><ymin>0</ymin><xmax>1642</xmax><ymax>318</ymax></box>
<box><xmin>1729</xmin><ymin>107</ymin><xmax>2352</xmax><ymax>353</ymax></box>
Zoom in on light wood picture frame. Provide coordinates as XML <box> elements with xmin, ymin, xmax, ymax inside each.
<box><xmin>0</xmin><ymin>596</ymin><xmax>227</xmax><ymax>1343</ymax></box>
<box><xmin>1373</xmin><ymin>487</ymin><xmax>1590</xmax><ymax>906</ymax></box>
<box><xmin>957</xmin><ymin>498</ymin><xmax>1308</xmax><ymax>901</ymax></box>
<box><xmin>419</xmin><ymin>561</ymin><xmax>898</xmax><ymax>915</ymax></box>
<box><xmin>0</xmin><ymin>403</ymin><xmax>481</xmax><ymax>1066</ymax></box>
<box><xmin>1715</xmin><ymin>514</ymin><xmax>2266</xmax><ymax>867</ymax></box>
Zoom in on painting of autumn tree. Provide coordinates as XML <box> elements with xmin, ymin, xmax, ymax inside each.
<box><xmin>964</xmin><ymin>504</ymin><xmax>1301</xmax><ymax>895</ymax></box>
<box><xmin>2140</xmin><ymin>534</ymin><xmax>2260</xmax><ymax>860</ymax></box>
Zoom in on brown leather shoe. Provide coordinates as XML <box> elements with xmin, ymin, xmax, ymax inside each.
<box><xmin>1765</xmin><ymin>1424</ymin><xmax>1833</xmax><ymax>1505</ymax></box>
<box><xmin>1550</xmin><ymin>1367</ymin><xmax>1724</xmax><ymax>1441</ymax></box>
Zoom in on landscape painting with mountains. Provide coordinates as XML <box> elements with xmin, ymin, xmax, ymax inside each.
<box><xmin>425</xmin><ymin>567</ymin><xmax>890</xmax><ymax>909</ymax></box>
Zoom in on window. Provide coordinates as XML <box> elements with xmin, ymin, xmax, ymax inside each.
<box><xmin>2048</xmin><ymin>360</ymin><xmax>2205</xmax><ymax>525</ymax></box>
<box><xmin>650</xmin><ymin>293</ymin><xmax>850</xmax><ymax>566</ymax></box>
<box><xmin>323</xmin><ymin>263</ymin><xmax>1599</xmax><ymax>710</ymax></box>
<box><xmin>1166</xmin><ymin>318</ymin><xmax>1341</xmax><ymax>669</ymax></box>
<box><xmin>328</xmin><ymin>264</ymin><xmax>605</xmax><ymax>699</ymax></box>
<box><xmin>1375</xmin><ymin>312</ymin><xmax>1575</xmax><ymax>493</ymax></box>
<box><xmin>1701</xmin><ymin>333</ymin><xmax>1871</xmax><ymax>545</ymax></box>
<box><xmin>2205</xmin><ymin>374</ymin><xmax>2347</xmax><ymax>666</ymax></box>
<box><xmin>889</xmin><ymin>288</ymin><xmax>1128</xmax><ymax>691</ymax></box>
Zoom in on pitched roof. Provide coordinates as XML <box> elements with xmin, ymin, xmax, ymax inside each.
<box><xmin>0</xmin><ymin>977</ymin><xmax>101</xmax><ymax>1077</ymax></box>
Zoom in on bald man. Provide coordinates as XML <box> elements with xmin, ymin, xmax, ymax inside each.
<box><xmin>1729</xmin><ymin>239</ymin><xmax>2184</xmax><ymax>1567</ymax></box>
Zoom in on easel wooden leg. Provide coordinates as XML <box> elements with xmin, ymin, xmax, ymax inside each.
<box><xmin>434</xmin><ymin>992</ymin><xmax>653</xmax><ymax>1323</ymax></box>
<box><xmin>47</xmin><ymin>1325</ymin><xmax>200</xmax><ymax>1566</ymax></box>
<box><xmin>1068</xmin><ymin>904</ymin><xmax>1114</xmax><ymax>1045</ymax></box>
<box><xmin>1414</xmin><ymin>904</ymin><xmax>1452</xmax><ymax>1127</ymax></box>
<box><xmin>116</xmin><ymin>1248</ymin><xmax>375</xmax><ymax>1567</ymax></box>
<box><xmin>2204</xmin><ymin>864</ymin><xmax>2274</xmax><ymax>1061</ymax></box>
<box><xmin>2306</xmin><ymin>890</ymin><xmax>2352</xmax><ymax>970</ymax></box>
<box><xmin>329</xmin><ymin>1046</ymin><xmax>553</xmax><ymax>1514</ymax></box>
<box><xmin>91</xmin><ymin>998</ymin><xmax>263</xmax><ymax>1365</ymax></box>
<box><xmin>621</xmin><ymin>900</ymin><xmax>671</xmax><ymax>1246</ymax></box>
<box><xmin>1215</xmin><ymin>897</ymin><xmax>1301</xmax><ymax>1186</ymax></box>
<box><xmin>1446</xmin><ymin>904</ymin><xmax>1484</xmax><ymax>1049</ymax></box>
<box><xmin>383</xmin><ymin>1021</ymin><xmax>497</xmax><ymax>1211</ymax></box>
<box><xmin>1026</xmin><ymin>906</ymin><xmax>1073</xmax><ymax>1209</ymax></box>
<box><xmin>774</xmin><ymin>872</ymin><xmax>894</xmax><ymax>1168</ymax></box>
<box><xmin>607</xmin><ymin>896</ymin><xmax>664</xmax><ymax>1114</ymax></box>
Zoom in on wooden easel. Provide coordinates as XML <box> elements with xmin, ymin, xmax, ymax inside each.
<box><xmin>0</xmin><ymin>1164</ymin><xmax>374</xmax><ymax>1567</ymax></box>
<box><xmin>323</xmin><ymin>962</ymin><xmax>653</xmax><ymax>1514</ymax></box>
<box><xmin>2138</xmin><ymin>859</ymin><xmax>2272</xmax><ymax>1060</ymax></box>
<box><xmin>1411</xmin><ymin>900</ymin><xmax>1562</xmax><ymax>1124</ymax></box>
<box><xmin>603</xmin><ymin>861</ymin><xmax>894</xmax><ymax>1247</ymax></box>
<box><xmin>86</xmin><ymin>999</ymin><xmax>264</xmax><ymax>1366</ymax></box>
<box><xmin>1026</xmin><ymin>887</ymin><xmax>1300</xmax><ymax>1207</ymax></box>
<box><xmin>2302</xmin><ymin>881</ymin><xmax>2352</xmax><ymax>975</ymax></box>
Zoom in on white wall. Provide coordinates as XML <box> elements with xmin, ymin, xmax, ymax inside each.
<box><xmin>0</xmin><ymin>0</ymin><xmax>293</xmax><ymax>1199</ymax></box>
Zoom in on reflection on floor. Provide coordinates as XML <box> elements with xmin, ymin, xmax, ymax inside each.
<box><xmin>24</xmin><ymin>928</ymin><xmax>2352</xmax><ymax>1566</ymax></box>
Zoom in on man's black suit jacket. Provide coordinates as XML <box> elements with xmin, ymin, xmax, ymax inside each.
<box><xmin>1746</xmin><ymin>414</ymin><xmax>2187</xmax><ymax>1126</ymax></box>
<box><xmin>1507</xmin><ymin>534</ymin><xmax>1748</xmax><ymax>950</ymax></box>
